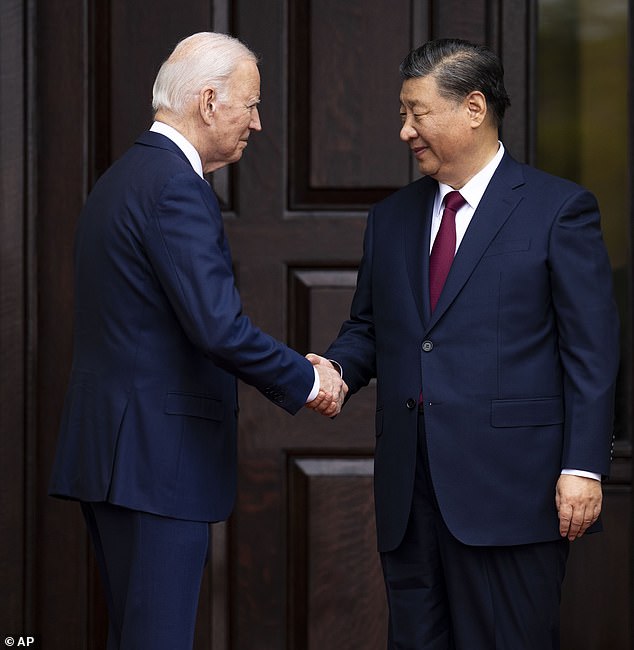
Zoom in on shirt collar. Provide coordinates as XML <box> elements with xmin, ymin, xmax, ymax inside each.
<box><xmin>150</xmin><ymin>121</ymin><xmax>205</xmax><ymax>179</ymax></box>
<box><xmin>437</xmin><ymin>141</ymin><xmax>505</xmax><ymax>210</ymax></box>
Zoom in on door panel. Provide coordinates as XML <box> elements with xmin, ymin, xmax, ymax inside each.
<box><xmin>288</xmin><ymin>458</ymin><xmax>387</xmax><ymax>650</ymax></box>
<box><xmin>289</xmin><ymin>0</ymin><xmax>411</xmax><ymax>207</ymax></box>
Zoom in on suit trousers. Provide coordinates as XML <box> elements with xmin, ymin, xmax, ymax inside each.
<box><xmin>81</xmin><ymin>501</ymin><xmax>209</xmax><ymax>650</ymax></box>
<box><xmin>380</xmin><ymin>411</ymin><xmax>569</xmax><ymax>650</ymax></box>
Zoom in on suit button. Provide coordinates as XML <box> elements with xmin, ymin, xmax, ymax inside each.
<box><xmin>421</xmin><ymin>340</ymin><xmax>433</xmax><ymax>352</ymax></box>
<box><xmin>406</xmin><ymin>398</ymin><xmax>417</xmax><ymax>409</ymax></box>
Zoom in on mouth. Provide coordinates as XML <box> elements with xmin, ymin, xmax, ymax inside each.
<box><xmin>411</xmin><ymin>145</ymin><xmax>427</xmax><ymax>158</ymax></box>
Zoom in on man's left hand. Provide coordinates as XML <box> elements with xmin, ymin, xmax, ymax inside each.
<box><xmin>555</xmin><ymin>474</ymin><xmax>602</xmax><ymax>541</ymax></box>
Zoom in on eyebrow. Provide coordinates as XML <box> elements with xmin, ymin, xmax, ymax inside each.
<box><xmin>400</xmin><ymin>98</ymin><xmax>424</xmax><ymax>109</ymax></box>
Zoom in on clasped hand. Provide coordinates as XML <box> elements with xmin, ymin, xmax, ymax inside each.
<box><xmin>305</xmin><ymin>353</ymin><xmax>348</xmax><ymax>417</ymax></box>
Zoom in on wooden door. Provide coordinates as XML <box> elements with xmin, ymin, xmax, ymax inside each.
<box><xmin>5</xmin><ymin>1</ymin><xmax>630</xmax><ymax>649</ymax></box>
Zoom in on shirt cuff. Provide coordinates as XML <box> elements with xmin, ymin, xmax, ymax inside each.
<box><xmin>329</xmin><ymin>359</ymin><xmax>343</xmax><ymax>379</ymax></box>
<box><xmin>305</xmin><ymin>366</ymin><xmax>320</xmax><ymax>403</ymax></box>
<box><xmin>561</xmin><ymin>469</ymin><xmax>601</xmax><ymax>481</ymax></box>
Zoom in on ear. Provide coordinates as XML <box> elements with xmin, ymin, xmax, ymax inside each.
<box><xmin>465</xmin><ymin>91</ymin><xmax>488</xmax><ymax>127</ymax></box>
<box><xmin>199</xmin><ymin>87</ymin><xmax>216</xmax><ymax>125</ymax></box>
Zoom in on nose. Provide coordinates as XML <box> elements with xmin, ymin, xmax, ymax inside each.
<box><xmin>400</xmin><ymin>118</ymin><xmax>416</xmax><ymax>142</ymax></box>
<box><xmin>250</xmin><ymin>106</ymin><xmax>262</xmax><ymax>131</ymax></box>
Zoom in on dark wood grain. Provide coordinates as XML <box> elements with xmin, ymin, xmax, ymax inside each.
<box><xmin>0</xmin><ymin>0</ymin><xmax>26</xmax><ymax>637</ymax></box>
<box><xmin>288</xmin><ymin>458</ymin><xmax>388</xmax><ymax>650</ymax></box>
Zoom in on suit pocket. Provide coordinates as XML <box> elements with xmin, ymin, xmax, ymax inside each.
<box><xmin>491</xmin><ymin>396</ymin><xmax>563</xmax><ymax>428</ymax></box>
<box><xmin>165</xmin><ymin>392</ymin><xmax>225</xmax><ymax>421</ymax></box>
<box><xmin>483</xmin><ymin>238</ymin><xmax>530</xmax><ymax>257</ymax></box>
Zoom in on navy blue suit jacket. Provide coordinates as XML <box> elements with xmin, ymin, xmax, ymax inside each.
<box><xmin>326</xmin><ymin>152</ymin><xmax>619</xmax><ymax>552</ymax></box>
<box><xmin>49</xmin><ymin>131</ymin><xmax>314</xmax><ymax>522</ymax></box>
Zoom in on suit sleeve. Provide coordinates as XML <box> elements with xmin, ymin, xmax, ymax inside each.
<box><xmin>548</xmin><ymin>189</ymin><xmax>619</xmax><ymax>476</ymax></box>
<box><xmin>142</xmin><ymin>171</ymin><xmax>314</xmax><ymax>414</ymax></box>
<box><xmin>325</xmin><ymin>207</ymin><xmax>378</xmax><ymax>394</ymax></box>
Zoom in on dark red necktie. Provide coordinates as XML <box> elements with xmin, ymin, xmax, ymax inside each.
<box><xmin>429</xmin><ymin>191</ymin><xmax>466</xmax><ymax>312</ymax></box>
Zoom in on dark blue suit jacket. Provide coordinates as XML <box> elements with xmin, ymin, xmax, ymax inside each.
<box><xmin>326</xmin><ymin>152</ymin><xmax>619</xmax><ymax>552</ymax></box>
<box><xmin>49</xmin><ymin>131</ymin><xmax>314</xmax><ymax>522</ymax></box>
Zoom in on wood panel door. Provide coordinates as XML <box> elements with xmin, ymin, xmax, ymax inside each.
<box><xmin>20</xmin><ymin>1</ymin><xmax>632</xmax><ymax>649</ymax></box>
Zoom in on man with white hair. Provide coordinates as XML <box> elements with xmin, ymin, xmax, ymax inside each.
<box><xmin>49</xmin><ymin>32</ymin><xmax>345</xmax><ymax>650</ymax></box>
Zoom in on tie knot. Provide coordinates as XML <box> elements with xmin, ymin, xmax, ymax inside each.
<box><xmin>443</xmin><ymin>191</ymin><xmax>465</xmax><ymax>214</ymax></box>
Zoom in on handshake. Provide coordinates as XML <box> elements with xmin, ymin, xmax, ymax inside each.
<box><xmin>305</xmin><ymin>353</ymin><xmax>349</xmax><ymax>417</ymax></box>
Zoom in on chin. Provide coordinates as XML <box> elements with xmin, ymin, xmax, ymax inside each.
<box><xmin>418</xmin><ymin>162</ymin><xmax>443</xmax><ymax>178</ymax></box>
<box><xmin>417</xmin><ymin>164</ymin><xmax>434</xmax><ymax>177</ymax></box>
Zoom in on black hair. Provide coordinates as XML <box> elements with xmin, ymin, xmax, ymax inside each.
<box><xmin>400</xmin><ymin>38</ymin><xmax>511</xmax><ymax>128</ymax></box>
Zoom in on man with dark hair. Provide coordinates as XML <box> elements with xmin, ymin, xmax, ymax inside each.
<box><xmin>307</xmin><ymin>38</ymin><xmax>618</xmax><ymax>649</ymax></box>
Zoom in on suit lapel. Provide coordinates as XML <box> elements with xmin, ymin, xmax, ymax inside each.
<box><xmin>427</xmin><ymin>154</ymin><xmax>526</xmax><ymax>330</ymax></box>
<box><xmin>404</xmin><ymin>178</ymin><xmax>437</xmax><ymax>327</ymax></box>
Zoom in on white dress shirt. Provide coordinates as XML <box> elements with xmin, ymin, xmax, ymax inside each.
<box><xmin>430</xmin><ymin>142</ymin><xmax>505</xmax><ymax>253</ymax></box>
<box><xmin>150</xmin><ymin>121</ymin><xmax>204</xmax><ymax>178</ymax></box>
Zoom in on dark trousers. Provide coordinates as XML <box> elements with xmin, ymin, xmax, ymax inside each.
<box><xmin>81</xmin><ymin>501</ymin><xmax>209</xmax><ymax>650</ymax></box>
<box><xmin>380</xmin><ymin>412</ymin><xmax>569</xmax><ymax>650</ymax></box>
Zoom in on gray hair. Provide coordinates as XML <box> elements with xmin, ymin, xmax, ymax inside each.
<box><xmin>152</xmin><ymin>32</ymin><xmax>257</xmax><ymax>116</ymax></box>
<box><xmin>400</xmin><ymin>39</ymin><xmax>510</xmax><ymax>129</ymax></box>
